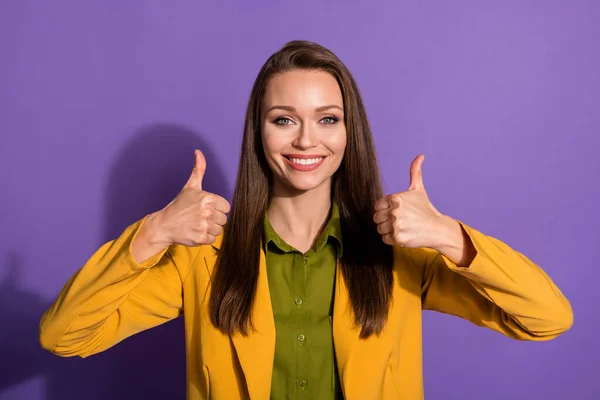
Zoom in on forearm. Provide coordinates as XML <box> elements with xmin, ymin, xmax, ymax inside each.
<box><xmin>424</xmin><ymin>220</ymin><xmax>573</xmax><ymax>338</ymax></box>
<box><xmin>40</xmin><ymin>216</ymin><xmax>172</xmax><ymax>356</ymax></box>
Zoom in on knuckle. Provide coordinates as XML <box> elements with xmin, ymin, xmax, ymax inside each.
<box><xmin>201</xmin><ymin>193</ymin><xmax>214</xmax><ymax>205</ymax></box>
<box><xmin>391</xmin><ymin>193</ymin><xmax>402</xmax><ymax>204</ymax></box>
<box><xmin>196</xmin><ymin>219</ymin><xmax>208</xmax><ymax>232</ymax></box>
<box><xmin>394</xmin><ymin>232</ymin><xmax>403</xmax><ymax>243</ymax></box>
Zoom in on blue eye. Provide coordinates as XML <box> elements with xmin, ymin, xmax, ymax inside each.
<box><xmin>274</xmin><ymin>117</ymin><xmax>294</xmax><ymax>125</ymax></box>
<box><xmin>321</xmin><ymin>116</ymin><xmax>339</xmax><ymax>124</ymax></box>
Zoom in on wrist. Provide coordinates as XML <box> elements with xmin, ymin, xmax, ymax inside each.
<box><xmin>432</xmin><ymin>215</ymin><xmax>462</xmax><ymax>252</ymax></box>
<box><xmin>145</xmin><ymin>211</ymin><xmax>173</xmax><ymax>247</ymax></box>
<box><xmin>433</xmin><ymin>215</ymin><xmax>476</xmax><ymax>267</ymax></box>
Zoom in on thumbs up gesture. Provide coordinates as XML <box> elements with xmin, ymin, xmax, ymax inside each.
<box><xmin>154</xmin><ymin>149</ymin><xmax>231</xmax><ymax>247</ymax></box>
<box><xmin>373</xmin><ymin>155</ymin><xmax>446</xmax><ymax>249</ymax></box>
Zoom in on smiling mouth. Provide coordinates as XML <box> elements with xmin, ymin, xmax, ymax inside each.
<box><xmin>284</xmin><ymin>156</ymin><xmax>326</xmax><ymax>165</ymax></box>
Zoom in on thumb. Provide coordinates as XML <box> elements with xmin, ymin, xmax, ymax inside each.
<box><xmin>185</xmin><ymin>149</ymin><xmax>206</xmax><ymax>190</ymax></box>
<box><xmin>408</xmin><ymin>154</ymin><xmax>425</xmax><ymax>191</ymax></box>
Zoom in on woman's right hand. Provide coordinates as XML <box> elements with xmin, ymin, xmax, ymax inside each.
<box><xmin>152</xmin><ymin>149</ymin><xmax>231</xmax><ymax>247</ymax></box>
<box><xmin>132</xmin><ymin>149</ymin><xmax>230</xmax><ymax>262</ymax></box>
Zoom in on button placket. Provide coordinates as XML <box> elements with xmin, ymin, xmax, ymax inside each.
<box><xmin>292</xmin><ymin>252</ymin><xmax>310</xmax><ymax>397</ymax></box>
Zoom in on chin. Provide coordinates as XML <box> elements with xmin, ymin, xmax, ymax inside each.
<box><xmin>282</xmin><ymin>176</ymin><xmax>331</xmax><ymax>193</ymax></box>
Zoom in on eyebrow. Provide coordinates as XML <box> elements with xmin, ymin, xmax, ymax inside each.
<box><xmin>266</xmin><ymin>104</ymin><xmax>344</xmax><ymax>113</ymax></box>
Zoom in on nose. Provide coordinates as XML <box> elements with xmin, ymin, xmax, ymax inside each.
<box><xmin>293</xmin><ymin>122</ymin><xmax>318</xmax><ymax>149</ymax></box>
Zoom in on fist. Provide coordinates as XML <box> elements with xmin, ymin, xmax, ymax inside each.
<box><xmin>373</xmin><ymin>155</ymin><xmax>444</xmax><ymax>248</ymax></box>
<box><xmin>155</xmin><ymin>149</ymin><xmax>231</xmax><ymax>247</ymax></box>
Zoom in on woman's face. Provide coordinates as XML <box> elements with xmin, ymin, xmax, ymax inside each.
<box><xmin>261</xmin><ymin>69</ymin><xmax>347</xmax><ymax>194</ymax></box>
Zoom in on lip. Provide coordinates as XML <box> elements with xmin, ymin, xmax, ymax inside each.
<box><xmin>283</xmin><ymin>155</ymin><xmax>327</xmax><ymax>171</ymax></box>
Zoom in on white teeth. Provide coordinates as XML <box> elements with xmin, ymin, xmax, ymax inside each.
<box><xmin>289</xmin><ymin>157</ymin><xmax>323</xmax><ymax>165</ymax></box>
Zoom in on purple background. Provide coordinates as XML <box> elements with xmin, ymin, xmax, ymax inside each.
<box><xmin>1</xmin><ymin>1</ymin><xmax>598</xmax><ymax>399</ymax></box>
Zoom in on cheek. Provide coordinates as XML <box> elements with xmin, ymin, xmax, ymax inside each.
<box><xmin>261</xmin><ymin>127</ymin><xmax>280</xmax><ymax>157</ymax></box>
<box><xmin>327</xmin><ymin>128</ymin><xmax>347</xmax><ymax>155</ymax></box>
<box><xmin>261</xmin><ymin>127</ymin><xmax>289</xmax><ymax>173</ymax></box>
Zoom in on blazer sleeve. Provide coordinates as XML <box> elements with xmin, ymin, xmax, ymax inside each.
<box><xmin>396</xmin><ymin>220</ymin><xmax>573</xmax><ymax>340</ymax></box>
<box><xmin>39</xmin><ymin>215</ymin><xmax>201</xmax><ymax>358</ymax></box>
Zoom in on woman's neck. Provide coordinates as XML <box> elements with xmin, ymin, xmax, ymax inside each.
<box><xmin>267</xmin><ymin>180</ymin><xmax>332</xmax><ymax>253</ymax></box>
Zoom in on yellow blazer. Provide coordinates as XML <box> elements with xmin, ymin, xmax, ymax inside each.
<box><xmin>39</xmin><ymin>216</ymin><xmax>573</xmax><ymax>400</ymax></box>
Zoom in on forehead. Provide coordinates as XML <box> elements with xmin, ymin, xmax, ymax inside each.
<box><xmin>263</xmin><ymin>69</ymin><xmax>343</xmax><ymax>109</ymax></box>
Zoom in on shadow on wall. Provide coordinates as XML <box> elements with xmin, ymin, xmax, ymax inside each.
<box><xmin>0</xmin><ymin>123</ymin><xmax>231</xmax><ymax>399</ymax></box>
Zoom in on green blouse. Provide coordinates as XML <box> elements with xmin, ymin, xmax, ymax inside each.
<box><xmin>263</xmin><ymin>202</ymin><xmax>344</xmax><ymax>400</ymax></box>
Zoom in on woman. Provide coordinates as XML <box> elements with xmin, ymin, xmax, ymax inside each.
<box><xmin>39</xmin><ymin>40</ymin><xmax>573</xmax><ymax>399</ymax></box>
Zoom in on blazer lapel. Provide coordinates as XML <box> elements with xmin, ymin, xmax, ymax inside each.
<box><xmin>332</xmin><ymin>259</ymin><xmax>360</xmax><ymax>390</ymax></box>
<box><xmin>231</xmin><ymin>248</ymin><xmax>276</xmax><ymax>399</ymax></box>
<box><xmin>205</xmin><ymin>237</ymin><xmax>276</xmax><ymax>400</ymax></box>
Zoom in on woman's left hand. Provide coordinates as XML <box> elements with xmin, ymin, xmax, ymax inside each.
<box><xmin>373</xmin><ymin>154</ymin><xmax>448</xmax><ymax>249</ymax></box>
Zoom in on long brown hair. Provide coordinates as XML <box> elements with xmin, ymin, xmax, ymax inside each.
<box><xmin>209</xmin><ymin>40</ymin><xmax>394</xmax><ymax>339</ymax></box>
